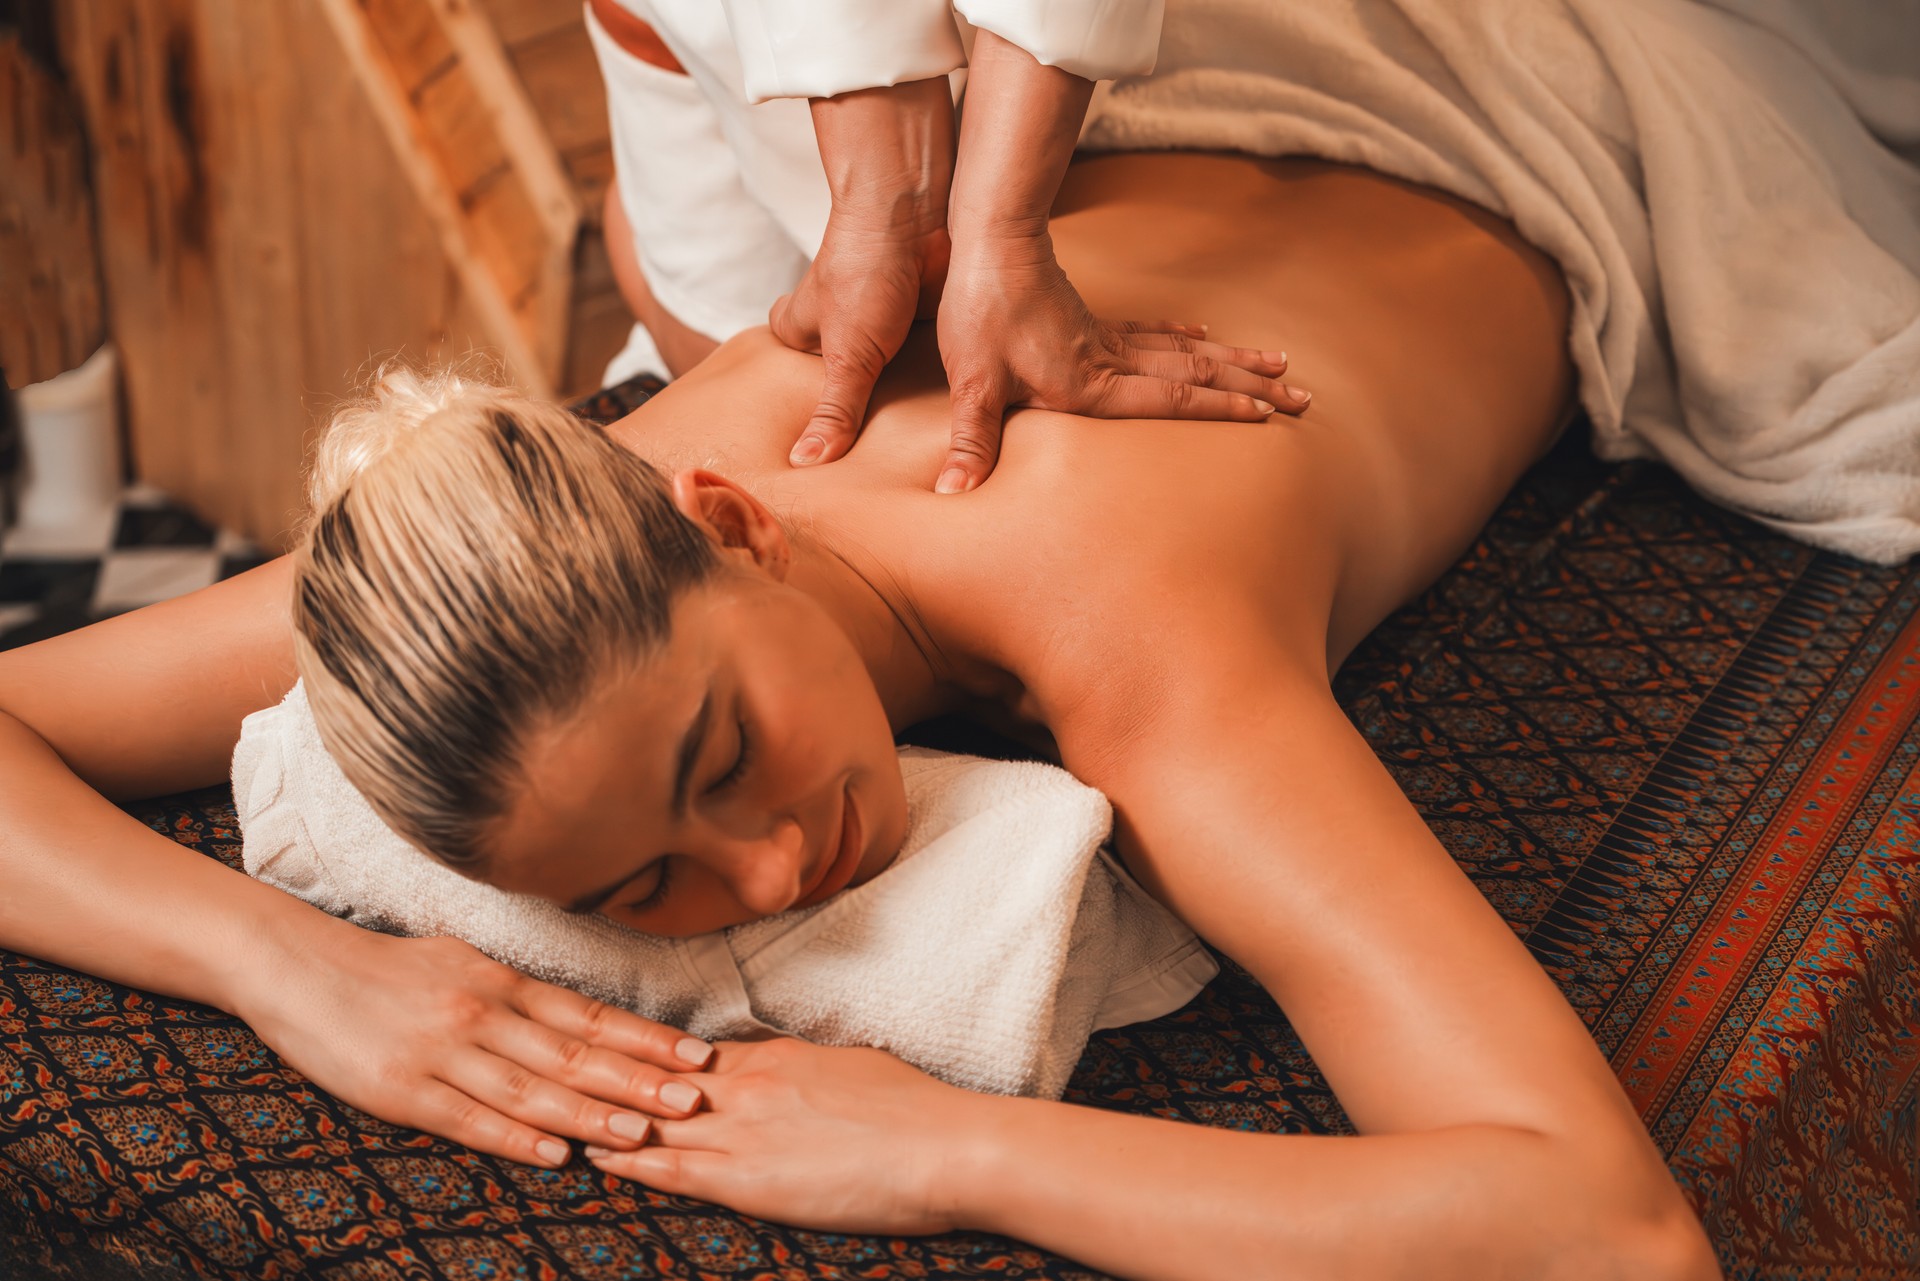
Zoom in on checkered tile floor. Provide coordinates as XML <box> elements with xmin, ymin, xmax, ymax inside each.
<box><xmin>0</xmin><ymin>485</ymin><xmax>270</xmax><ymax>650</ymax></box>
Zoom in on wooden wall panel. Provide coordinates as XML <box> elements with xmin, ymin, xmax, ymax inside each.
<box><xmin>0</xmin><ymin>34</ymin><xmax>106</xmax><ymax>389</ymax></box>
<box><xmin>477</xmin><ymin>0</ymin><xmax>630</xmax><ymax>396</ymax></box>
<box><xmin>56</xmin><ymin>0</ymin><xmax>512</xmax><ymax>549</ymax></box>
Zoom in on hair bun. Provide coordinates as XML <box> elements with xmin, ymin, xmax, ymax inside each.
<box><xmin>306</xmin><ymin>365</ymin><xmax>481</xmax><ymax>513</ymax></box>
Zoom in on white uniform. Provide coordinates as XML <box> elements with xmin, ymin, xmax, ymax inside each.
<box><xmin>590</xmin><ymin>0</ymin><xmax>1163</xmax><ymax>381</ymax></box>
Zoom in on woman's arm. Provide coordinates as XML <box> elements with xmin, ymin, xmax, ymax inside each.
<box><xmin>613</xmin><ymin>665</ymin><xmax>1719</xmax><ymax>1278</ymax></box>
<box><xmin>951</xmin><ymin>670</ymin><xmax>1717</xmax><ymax>1279</ymax></box>
<box><xmin>0</xmin><ymin>566</ymin><xmax>715</xmax><ymax>1165</ymax></box>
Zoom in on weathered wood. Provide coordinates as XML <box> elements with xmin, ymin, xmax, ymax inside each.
<box><xmin>0</xmin><ymin>34</ymin><xmax>106</xmax><ymax>388</ymax></box>
<box><xmin>316</xmin><ymin>0</ymin><xmax>579</xmax><ymax>396</ymax></box>
<box><xmin>477</xmin><ymin>0</ymin><xmax>627</xmax><ymax>394</ymax></box>
<box><xmin>49</xmin><ymin>0</ymin><xmax>618</xmax><ymax>544</ymax></box>
<box><xmin>55</xmin><ymin>0</ymin><xmax>568</xmax><ymax>548</ymax></box>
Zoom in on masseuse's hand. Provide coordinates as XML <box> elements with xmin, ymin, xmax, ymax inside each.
<box><xmin>931</xmin><ymin>29</ymin><xmax>1307</xmax><ymax>494</ymax></box>
<box><xmin>934</xmin><ymin>234</ymin><xmax>1307</xmax><ymax>494</ymax></box>
<box><xmin>238</xmin><ymin>922</ymin><xmax>715</xmax><ymax>1167</ymax></box>
<box><xmin>775</xmin><ymin>76</ymin><xmax>955</xmax><ymax>469</ymax></box>
<box><xmin>582</xmin><ymin>1037</ymin><xmax>980</xmax><ymax>1234</ymax></box>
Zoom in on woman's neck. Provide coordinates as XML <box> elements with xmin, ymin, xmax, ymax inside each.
<box><xmin>784</xmin><ymin>522</ymin><xmax>964</xmax><ymax>732</ymax></box>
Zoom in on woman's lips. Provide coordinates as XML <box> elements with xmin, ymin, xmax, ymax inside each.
<box><xmin>794</xmin><ymin>784</ymin><xmax>861</xmax><ymax>909</ymax></box>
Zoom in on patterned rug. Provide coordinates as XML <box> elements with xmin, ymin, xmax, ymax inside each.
<box><xmin>1</xmin><ymin>380</ymin><xmax>1914</xmax><ymax>1280</ymax></box>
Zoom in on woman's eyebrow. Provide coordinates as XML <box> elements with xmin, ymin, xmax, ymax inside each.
<box><xmin>560</xmin><ymin>688</ymin><xmax>712</xmax><ymax>916</ymax></box>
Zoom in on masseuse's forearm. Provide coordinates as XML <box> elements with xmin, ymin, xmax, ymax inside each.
<box><xmin>0</xmin><ymin>712</ymin><xmax>339</xmax><ymax>1015</ymax></box>
<box><xmin>809</xmin><ymin>76</ymin><xmax>956</xmax><ymax>235</ymax></box>
<box><xmin>947</xmin><ymin>29</ymin><xmax>1095</xmax><ymax>241</ymax></box>
<box><xmin>945</xmin><ymin>1098</ymin><xmax>1709</xmax><ymax>1281</ymax></box>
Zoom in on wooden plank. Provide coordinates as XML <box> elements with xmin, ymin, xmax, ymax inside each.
<box><xmin>476</xmin><ymin>0</ymin><xmax>581</xmax><ymax>47</ymax></box>
<box><xmin>428</xmin><ymin>0</ymin><xmax>579</xmax><ymax>381</ymax></box>
<box><xmin>56</xmin><ymin>0</ymin><xmax>519</xmax><ymax>549</ymax></box>
<box><xmin>507</xmin><ymin>21</ymin><xmax>606</xmax><ymax>158</ymax></box>
<box><xmin>359</xmin><ymin>0</ymin><xmax>455</xmax><ymax>93</ymax></box>
<box><xmin>313</xmin><ymin>0</ymin><xmax>564</xmax><ymax>396</ymax></box>
<box><xmin>0</xmin><ymin>35</ymin><xmax>105</xmax><ymax>387</ymax></box>
<box><xmin>562</xmin><ymin>278</ymin><xmax>634</xmax><ymax>398</ymax></box>
<box><xmin>563</xmin><ymin>139</ymin><xmax>614</xmax><ymax>217</ymax></box>
<box><xmin>413</xmin><ymin>59</ymin><xmax>513</xmax><ymax>197</ymax></box>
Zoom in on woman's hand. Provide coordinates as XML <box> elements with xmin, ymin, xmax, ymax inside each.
<box><xmin>235</xmin><ymin>921</ymin><xmax>715</xmax><ymax>1167</ymax></box>
<box><xmin>932</xmin><ymin>230</ymin><xmax>1309</xmax><ymax>493</ymax></box>
<box><xmin>583</xmin><ymin>1037</ymin><xmax>983</xmax><ymax>1235</ymax></box>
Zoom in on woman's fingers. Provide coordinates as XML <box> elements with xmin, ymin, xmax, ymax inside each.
<box><xmin>409</xmin><ymin>1079</ymin><xmax>578</xmax><ymax>1169</ymax></box>
<box><xmin>1121</xmin><ymin>331</ymin><xmax>1289</xmax><ymax>378</ymax></box>
<box><xmin>1123</xmin><ymin>348</ymin><xmax>1309</xmax><ymax>412</ymax></box>
<box><xmin>513</xmin><ymin>980</ymin><xmax>713</xmax><ymax>1072</ymax></box>
<box><xmin>442</xmin><ymin>1047</ymin><xmax>666</xmax><ymax>1154</ymax></box>
<box><xmin>585</xmin><ymin>1144</ymin><xmax>730</xmax><ymax>1201</ymax></box>
<box><xmin>482</xmin><ymin>1011</ymin><xmax>707</xmax><ymax>1122</ymax></box>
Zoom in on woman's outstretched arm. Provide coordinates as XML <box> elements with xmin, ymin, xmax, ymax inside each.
<box><xmin>0</xmin><ymin>565</ymin><xmax>713</xmax><ymax>1166</ymax></box>
<box><xmin>608</xmin><ymin>665</ymin><xmax>1721</xmax><ymax>1279</ymax></box>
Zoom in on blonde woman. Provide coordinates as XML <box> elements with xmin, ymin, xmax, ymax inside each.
<box><xmin>0</xmin><ymin>147</ymin><xmax>1725</xmax><ymax>1277</ymax></box>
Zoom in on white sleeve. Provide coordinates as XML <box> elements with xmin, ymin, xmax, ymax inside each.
<box><xmin>956</xmin><ymin>0</ymin><xmax>1164</xmax><ymax>80</ymax></box>
<box><xmin>588</xmin><ymin>5</ymin><xmax>810</xmax><ymax>341</ymax></box>
<box><xmin>721</xmin><ymin>0</ymin><xmax>967</xmax><ymax>103</ymax></box>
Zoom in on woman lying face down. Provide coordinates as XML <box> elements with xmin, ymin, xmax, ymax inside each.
<box><xmin>0</xmin><ymin>154</ymin><xmax>1722</xmax><ymax>1279</ymax></box>
<box><xmin>295</xmin><ymin>377</ymin><xmax>910</xmax><ymax>937</ymax></box>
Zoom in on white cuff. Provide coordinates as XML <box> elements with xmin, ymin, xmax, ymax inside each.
<box><xmin>722</xmin><ymin>0</ymin><xmax>966</xmax><ymax>102</ymax></box>
<box><xmin>956</xmin><ymin>0</ymin><xmax>1163</xmax><ymax>80</ymax></box>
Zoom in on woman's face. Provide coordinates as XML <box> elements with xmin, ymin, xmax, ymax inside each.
<box><xmin>482</xmin><ymin>507</ymin><xmax>909</xmax><ymax>937</ymax></box>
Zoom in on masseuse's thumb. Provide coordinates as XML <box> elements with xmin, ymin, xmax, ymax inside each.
<box><xmin>792</xmin><ymin>337</ymin><xmax>887</xmax><ymax>467</ymax></box>
<box><xmin>939</xmin><ymin>379</ymin><xmax>1008</xmax><ymax>495</ymax></box>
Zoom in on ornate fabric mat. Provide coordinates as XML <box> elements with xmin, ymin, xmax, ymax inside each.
<box><xmin>1</xmin><ymin>388</ymin><xmax>1913</xmax><ymax>1279</ymax></box>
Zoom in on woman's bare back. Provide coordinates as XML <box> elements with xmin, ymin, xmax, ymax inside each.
<box><xmin>609</xmin><ymin>152</ymin><xmax>1574</xmax><ymax>730</ymax></box>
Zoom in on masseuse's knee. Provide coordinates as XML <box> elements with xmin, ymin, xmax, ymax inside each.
<box><xmin>604</xmin><ymin>184</ymin><xmax>719</xmax><ymax>378</ymax></box>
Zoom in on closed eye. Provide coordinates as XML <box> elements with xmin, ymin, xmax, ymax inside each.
<box><xmin>710</xmin><ymin>714</ymin><xmax>751</xmax><ymax>793</ymax></box>
<box><xmin>619</xmin><ymin>858</ymin><xmax>673</xmax><ymax>914</ymax></box>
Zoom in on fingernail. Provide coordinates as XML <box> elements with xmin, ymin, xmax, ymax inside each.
<box><xmin>660</xmin><ymin>1081</ymin><xmax>703</xmax><ymax>1112</ymax></box>
<box><xmin>536</xmin><ymin>1138</ymin><xmax>570</xmax><ymax>1165</ymax></box>
<box><xmin>1289</xmin><ymin>388</ymin><xmax>1312</xmax><ymax>408</ymax></box>
<box><xmin>936</xmin><ymin>467</ymin><xmax>972</xmax><ymax>495</ymax></box>
<box><xmin>609</xmin><ymin>1113</ymin><xmax>650</xmax><ymax>1142</ymax></box>
<box><xmin>1253</xmin><ymin>400</ymin><xmax>1276</xmax><ymax>416</ymax></box>
<box><xmin>675</xmin><ymin>1036</ymin><xmax>713</xmax><ymax>1067</ymax></box>
<box><xmin>583</xmin><ymin>1144</ymin><xmax>610</xmax><ymax>1159</ymax></box>
<box><xmin>790</xmin><ymin>435</ymin><xmax>826</xmax><ymax>466</ymax></box>
<box><xmin>1264</xmin><ymin>350</ymin><xmax>1287</xmax><ymax>369</ymax></box>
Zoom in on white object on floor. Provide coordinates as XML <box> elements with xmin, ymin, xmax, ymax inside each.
<box><xmin>232</xmin><ymin>682</ymin><xmax>1217</xmax><ymax>1099</ymax></box>
<box><xmin>92</xmin><ymin>548</ymin><xmax>225</xmax><ymax>612</ymax></box>
<box><xmin>12</xmin><ymin>344</ymin><xmax>122</xmax><ymax>539</ymax></box>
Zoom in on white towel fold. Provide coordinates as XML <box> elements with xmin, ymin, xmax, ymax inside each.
<box><xmin>1081</xmin><ymin>0</ymin><xmax>1920</xmax><ymax>563</ymax></box>
<box><xmin>231</xmin><ymin>683</ymin><xmax>1217</xmax><ymax>1099</ymax></box>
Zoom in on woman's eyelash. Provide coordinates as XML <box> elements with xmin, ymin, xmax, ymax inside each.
<box><xmin>622</xmin><ymin>859</ymin><xmax>673</xmax><ymax>913</ymax></box>
<box><xmin>712</xmin><ymin>716</ymin><xmax>751</xmax><ymax>792</ymax></box>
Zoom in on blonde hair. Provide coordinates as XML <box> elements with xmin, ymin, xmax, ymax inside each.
<box><xmin>292</xmin><ymin>366</ymin><xmax>717</xmax><ymax>867</ymax></box>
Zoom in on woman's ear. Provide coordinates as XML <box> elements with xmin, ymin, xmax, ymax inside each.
<box><xmin>668</xmin><ymin>469</ymin><xmax>792</xmax><ymax>580</ymax></box>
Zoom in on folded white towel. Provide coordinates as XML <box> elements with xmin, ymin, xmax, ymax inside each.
<box><xmin>1081</xmin><ymin>0</ymin><xmax>1920</xmax><ymax>563</ymax></box>
<box><xmin>231</xmin><ymin>682</ymin><xmax>1217</xmax><ymax>1099</ymax></box>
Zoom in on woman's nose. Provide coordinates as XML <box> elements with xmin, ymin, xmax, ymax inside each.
<box><xmin>712</xmin><ymin>815</ymin><xmax>807</xmax><ymax>918</ymax></box>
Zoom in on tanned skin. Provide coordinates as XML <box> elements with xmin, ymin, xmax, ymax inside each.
<box><xmin>0</xmin><ymin>154</ymin><xmax>1719</xmax><ymax>1280</ymax></box>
